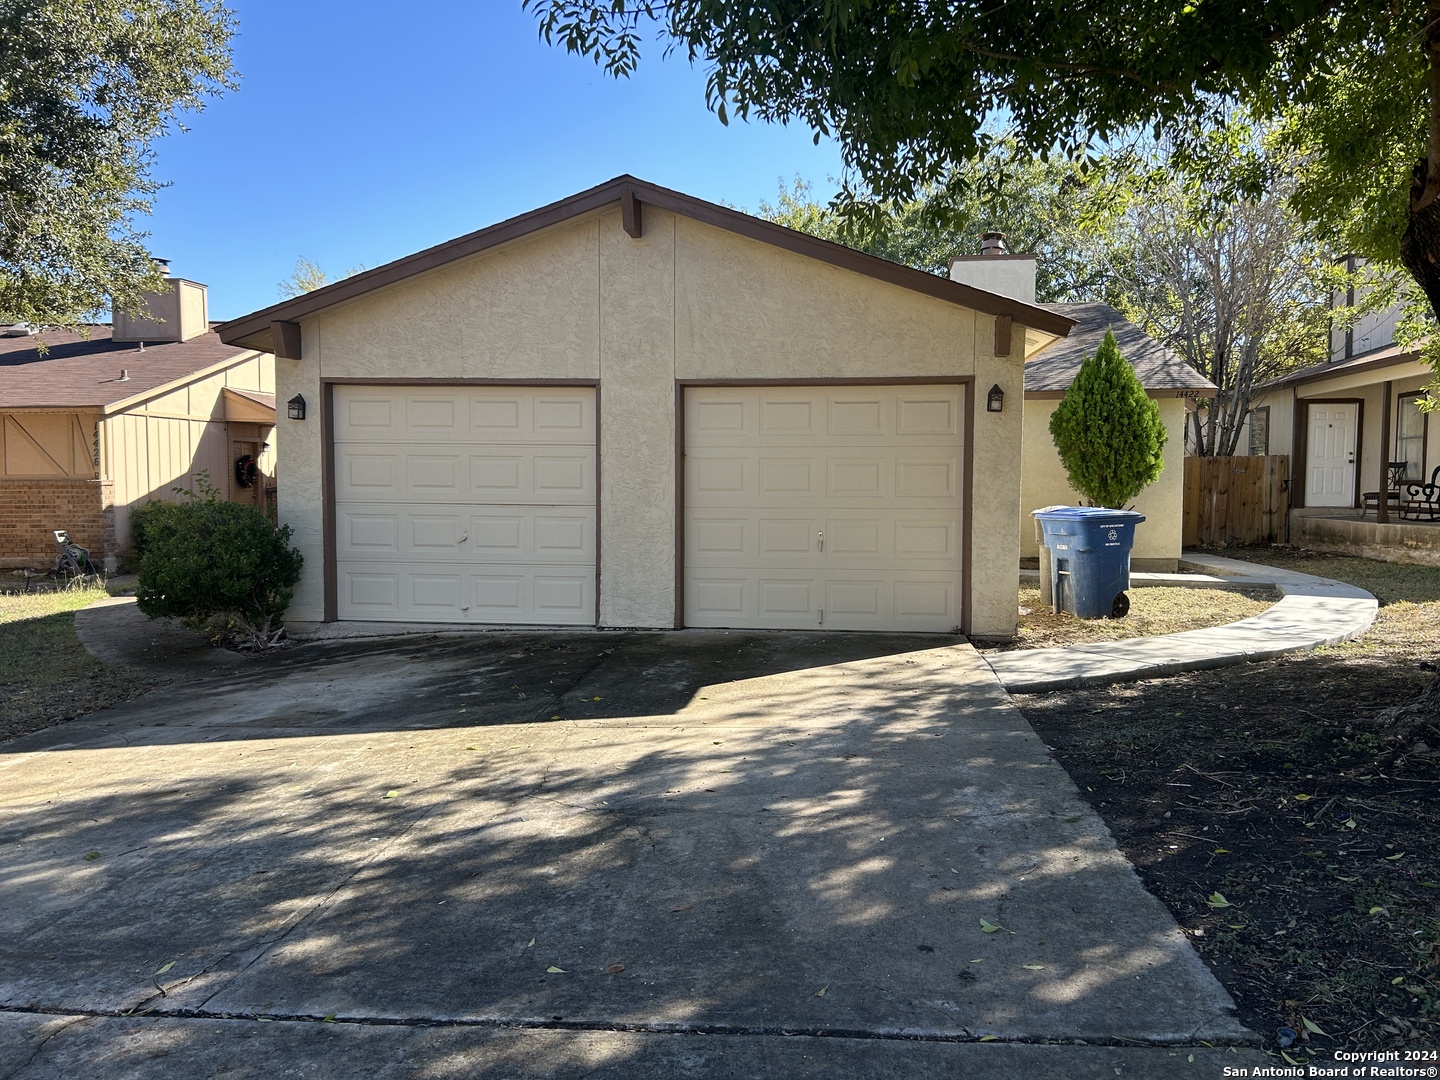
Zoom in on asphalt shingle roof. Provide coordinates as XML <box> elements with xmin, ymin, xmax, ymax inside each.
<box><xmin>1030</xmin><ymin>302</ymin><xmax>1217</xmax><ymax>393</ymax></box>
<box><xmin>0</xmin><ymin>326</ymin><xmax>253</xmax><ymax>410</ymax></box>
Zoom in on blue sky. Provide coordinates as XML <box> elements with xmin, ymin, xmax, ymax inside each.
<box><xmin>144</xmin><ymin>2</ymin><xmax>846</xmax><ymax>320</ymax></box>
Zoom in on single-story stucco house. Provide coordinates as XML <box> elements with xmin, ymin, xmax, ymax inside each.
<box><xmin>0</xmin><ymin>270</ymin><xmax>277</xmax><ymax>571</ymax></box>
<box><xmin>216</xmin><ymin>176</ymin><xmax>1075</xmax><ymax>638</ymax></box>
<box><xmin>949</xmin><ymin>249</ymin><xmax>1217</xmax><ymax>570</ymax></box>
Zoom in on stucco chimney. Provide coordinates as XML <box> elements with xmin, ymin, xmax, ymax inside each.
<box><xmin>948</xmin><ymin>236</ymin><xmax>1038</xmax><ymax>304</ymax></box>
<box><xmin>112</xmin><ymin>262</ymin><xmax>209</xmax><ymax>344</ymax></box>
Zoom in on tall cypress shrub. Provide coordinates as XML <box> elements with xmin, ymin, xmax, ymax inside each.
<box><xmin>1048</xmin><ymin>329</ymin><xmax>1167</xmax><ymax>509</ymax></box>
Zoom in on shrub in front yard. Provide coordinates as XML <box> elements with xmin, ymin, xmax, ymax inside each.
<box><xmin>135</xmin><ymin>500</ymin><xmax>303</xmax><ymax>649</ymax></box>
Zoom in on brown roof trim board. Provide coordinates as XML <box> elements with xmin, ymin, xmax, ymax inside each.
<box><xmin>217</xmin><ymin>176</ymin><xmax>1075</xmax><ymax>353</ymax></box>
<box><xmin>1256</xmin><ymin>341</ymin><xmax>1426</xmax><ymax>391</ymax></box>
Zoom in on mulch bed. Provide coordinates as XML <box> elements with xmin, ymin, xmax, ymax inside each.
<box><xmin>1016</xmin><ymin>547</ymin><xmax>1440</xmax><ymax>1053</ymax></box>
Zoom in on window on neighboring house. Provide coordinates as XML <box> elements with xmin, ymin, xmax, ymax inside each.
<box><xmin>1248</xmin><ymin>406</ymin><xmax>1270</xmax><ymax>456</ymax></box>
<box><xmin>1396</xmin><ymin>393</ymin><xmax>1427</xmax><ymax>480</ymax></box>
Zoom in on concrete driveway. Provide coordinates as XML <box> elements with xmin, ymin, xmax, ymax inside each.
<box><xmin>0</xmin><ymin>623</ymin><xmax>1260</xmax><ymax>1077</ymax></box>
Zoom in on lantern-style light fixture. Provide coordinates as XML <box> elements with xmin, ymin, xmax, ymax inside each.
<box><xmin>287</xmin><ymin>394</ymin><xmax>306</xmax><ymax>421</ymax></box>
<box><xmin>986</xmin><ymin>384</ymin><xmax>1005</xmax><ymax>413</ymax></box>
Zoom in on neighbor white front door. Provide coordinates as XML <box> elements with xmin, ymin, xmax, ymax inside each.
<box><xmin>1307</xmin><ymin>403</ymin><xmax>1358</xmax><ymax>507</ymax></box>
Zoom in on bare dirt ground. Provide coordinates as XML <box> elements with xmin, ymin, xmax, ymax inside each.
<box><xmin>1016</xmin><ymin>547</ymin><xmax>1440</xmax><ymax>1055</ymax></box>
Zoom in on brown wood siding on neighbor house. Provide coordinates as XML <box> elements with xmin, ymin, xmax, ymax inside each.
<box><xmin>1</xmin><ymin>412</ymin><xmax>100</xmax><ymax>478</ymax></box>
<box><xmin>0</xmin><ymin>478</ymin><xmax>111</xmax><ymax>565</ymax></box>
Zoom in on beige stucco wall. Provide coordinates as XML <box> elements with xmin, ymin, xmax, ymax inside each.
<box><xmin>1020</xmin><ymin>395</ymin><xmax>1188</xmax><ymax>567</ymax></box>
<box><xmin>283</xmin><ymin>205</ymin><xmax>1030</xmax><ymax>636</ymax></box>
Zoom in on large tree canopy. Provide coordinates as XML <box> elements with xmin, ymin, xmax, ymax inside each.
<box><xmin>526</xmin><ymin>1</ymin><xmax>1435</xmax><ymax>327</ymax></box>
<box><xmin>758</xmin><ymin>140</ymin><xmax>1123</xmax><ymax>303</ymax></box>
<box><xmin>0</xmin><ymin>0</ymin><xmax>235</xmax><ymax>326</ymax></box>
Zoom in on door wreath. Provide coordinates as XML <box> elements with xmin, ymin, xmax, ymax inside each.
<box><xmin>234</xmin><ymin>454</ymin><xmax>259</xmax><ymax>489</ymax></box>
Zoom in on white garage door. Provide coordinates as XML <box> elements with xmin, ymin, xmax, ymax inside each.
<box><xmin>684</xmin><ymin>385</ymin><xmax>965</xmax><ymax>632</ymax></box>
<box><xmin>332</xmin><ymin>385</ymin><xmax>596</xmax><ymax>624</ymax></box>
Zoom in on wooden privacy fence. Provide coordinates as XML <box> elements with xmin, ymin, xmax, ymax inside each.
<box><xmin>1183</xmin><ymin>455</ymin><xmax>1290</xmax><ymax>547</ymax></box>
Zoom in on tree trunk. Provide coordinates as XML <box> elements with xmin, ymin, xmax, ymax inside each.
<box><xmin>1400</xmin><ymin>0</ymin><xmax>1440</xmax><ymax>326</ymax></box>
<box><xmin>1395</xmin><ymin>0</ymin><xmax>1440</xmax><ymax>714</ymax></box>
<box><xmin>1400</xmin><ymin>158</ymin><xmax>1440</xmax><ymax>322</ymax></box>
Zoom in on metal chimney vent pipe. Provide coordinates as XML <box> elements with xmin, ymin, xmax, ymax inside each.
<box><xmin>980</xmin><ymin>231</ymin><xmax>1008</xmax><ymax>256</ymax></box>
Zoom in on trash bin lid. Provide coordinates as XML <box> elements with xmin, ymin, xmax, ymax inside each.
<box><xmin>1031</xmin><ymin>506</ymin><xmax>1146</xmax><ymax>524</ymax></box>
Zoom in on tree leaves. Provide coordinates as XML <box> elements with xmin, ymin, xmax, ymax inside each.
<box><xmin>0</xmin><ymin>0</ymin><xmax>237</xmax><ymax>325</ymax></box>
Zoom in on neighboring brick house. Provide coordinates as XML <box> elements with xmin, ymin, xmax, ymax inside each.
<box><xmin>1</xmin><ymin>270</ymin><xmax>277</xmax><ymax>571</ymax></box>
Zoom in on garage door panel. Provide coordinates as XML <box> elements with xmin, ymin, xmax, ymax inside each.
<box><xmin>407</xmin><ymin>397</ymin><xmax>459</xmax><ymax>431</ymax></box>
<box><xmin>406</xmin><ymin>455</ymin><xmax>461</xmax><ymax>492</ymax></box>
<box><xmin>896</xmin><ymin>396</ymin><xmax>960</xmax><ymax>435</ymax></box>
<box><xmin>759</xmin><ymin>579</ymin><xmax>817</xmax><ymax>616</ymax></box>
<box><xmin>333</xmin><ymin>386</ymin><xmax>596</xmax><ymax>624</ymax></box>
<box><xmin>896</xmin><ymin>458</ymin><xmax>958</xmax><ymax>498</ymax></box>
<box><xmin>340</xmin><ymin>454</ymin><xmax>399</xmax><ymax>496</ymax></box>
<box><xmin>828</xmin><ymin>397</ymin><xmax>885</xmax><ymax>435</ymax></box>
<box><xmin>827</xmin><ymin>460</ymin><xmax>882</xmax><ymax>497</ymax></box>
<box><xmin>688</xmin><ymin>447</ymin><xmax>961</xmax><ymax>507</ymax></box>
<box><xmin>338</xmin><ymin>504</ymin><xmax>591</xmax><ymax>564</ymax></box>
<box><xmin>684</xmin><ymin>387</ymin><xmax>963</xmax><ymax>447</ymax></box>
<box><xmin>685</xmin><ymin>385</ymin><xmax>964</xmax><ymax>632</ymax></box>
<box><xmin>759</xmin><ymin>457</ymin><xmax>820</xmax><ymax>496</ymax></box>
<box><xmin>336</xmin><ymin>565</ymin><xmax>595</xmax><ymax>624</ymax></box>
<box><xmin>686</xmin><ymin>510</ymin><xmax>954</xmax><ymax>569</ymax></box>
<box><xmin>688</xmin><ymin>576</ymin><xmax>750</xmax><ymax>618</ymax></box>
<box><xmin>336</xmin><ymin>395</ymin><xmax>398</xmax><ymax>435</ymax></box>
<box><xmin>759</xmin><ymin>399</ymin><xmax>819</xmax><ymax>435</ymax></box>
<box><xmin>343</xmin><ymin>514</ymin><xmax>401</xmax><ymax>554</ymax></box>
<box><xmin>344</xmin><ymin>573</ymin><xmax>399</xmax><ymax>611</ymax></box>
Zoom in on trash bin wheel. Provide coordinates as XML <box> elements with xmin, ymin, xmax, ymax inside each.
<box><xmin>1110</xmin><ymin>592</ymin><xmax>1130</xmax><ymax>619</ymax></box>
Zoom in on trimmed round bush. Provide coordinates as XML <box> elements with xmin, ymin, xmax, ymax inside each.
<box><xmin>136</xmin><ymin>500</ymin><xmax>303</xmax><ymax>648</ymax></box>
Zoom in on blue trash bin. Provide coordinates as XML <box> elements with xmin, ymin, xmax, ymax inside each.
<box><xmin>1033</xmin><ymin>507</ymin><xmax>1147</xmax><ymax>619</ymax></box>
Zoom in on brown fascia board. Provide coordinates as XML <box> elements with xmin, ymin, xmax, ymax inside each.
<box><xmin>217</xmin><ymin>176</ymin><xmax>1075</xmax><ymax>353</ymax></box>
<box><xmin>1260</xmin><ymin>344</ymin><xmax>1421</xmax><ymax>392</ymax></box>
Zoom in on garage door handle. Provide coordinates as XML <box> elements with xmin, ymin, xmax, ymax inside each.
<box><xmin>817</xmin><ymin>531</ymin><xmax>824</xmax><ymax>552</ymax></box>
<box><xmin>458</xmin><ymin>534</ymin><xmax>468</xmax><ymax>545</ymax></box>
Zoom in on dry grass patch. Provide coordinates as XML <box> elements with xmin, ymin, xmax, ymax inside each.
<box><xmin>0</xmin><ymin>587</ymin><xmax>158</xmax><ymax>743</ymax></box>
<box><xmin>979</xmin><ymin>584</ymin><xmax>1276</xmax><ymax>651</ymax></box>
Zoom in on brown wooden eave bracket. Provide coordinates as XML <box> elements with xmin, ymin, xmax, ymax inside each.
<box><xmin>994</xmin><ymin>314</ymin><xmax>1013</xmax><ymax>357</ymax></box>
<box><xmin>272</xmin><ymin>320</ymin><xmax>302</xmax><ymax>360</ymax></box>
<box><xmin>621</xmin><ymin>189</ymin><xmax>643</xmax><ymax>239</ymax></box>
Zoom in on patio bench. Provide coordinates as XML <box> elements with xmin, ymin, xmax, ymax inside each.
<box><xmin>1400</xmin><ymin>465</ymin><xmax>1440</xmax><ymax>522</ymax></box>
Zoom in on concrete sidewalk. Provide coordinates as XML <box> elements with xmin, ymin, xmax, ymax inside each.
<box><xmin>988</xmin><ymin>552</ymin><xmax>1378</xmax><ymax>693</ymax></box>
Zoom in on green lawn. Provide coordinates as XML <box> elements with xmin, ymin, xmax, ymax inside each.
<box><xmin>0</xmin><ymin>586</ymin><xmax>158</xmax><ymax>743</ymax></box>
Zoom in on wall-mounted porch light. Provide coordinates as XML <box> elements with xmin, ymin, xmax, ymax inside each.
<box><xmin>287</xmin><ymin>394</ymin><xmax>307</xmax><ymax>421</ymax></box>
<box><xmin>986</xmin><ymin>384</ymin><xmax>1005</xmax><ymax>413</ymax></box>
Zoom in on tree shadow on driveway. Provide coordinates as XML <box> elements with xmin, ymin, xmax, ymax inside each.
<box><xmin>0</xmin><ymin>633</ymin><xmax>1250</xmax><ymax>1071</ymax></box>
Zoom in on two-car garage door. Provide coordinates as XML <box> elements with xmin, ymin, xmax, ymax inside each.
<box><xmin>329</xmin><ymin>383</ymin><xmax>965</xmax><ymax>632</ymax></box>
<box><xmin>333</xmin><ymin>385</ymin><xmax>596</xmax><ymax>624</ymax></box>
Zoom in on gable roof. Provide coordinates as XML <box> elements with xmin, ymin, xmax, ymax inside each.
<box><xmin>0</xmin><ymin>327</ymin><xmax>259</xmax><ymax>410</ymax></box>
<box><xmin>1028</xmin><ymin>302</ymin><xmax>1217</xmax><ymax>393</ymax></box>
<box><xmin>217</xmin><ymin>175</ymin><xmax>1075</xmax><ymax>354</ymax></box>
